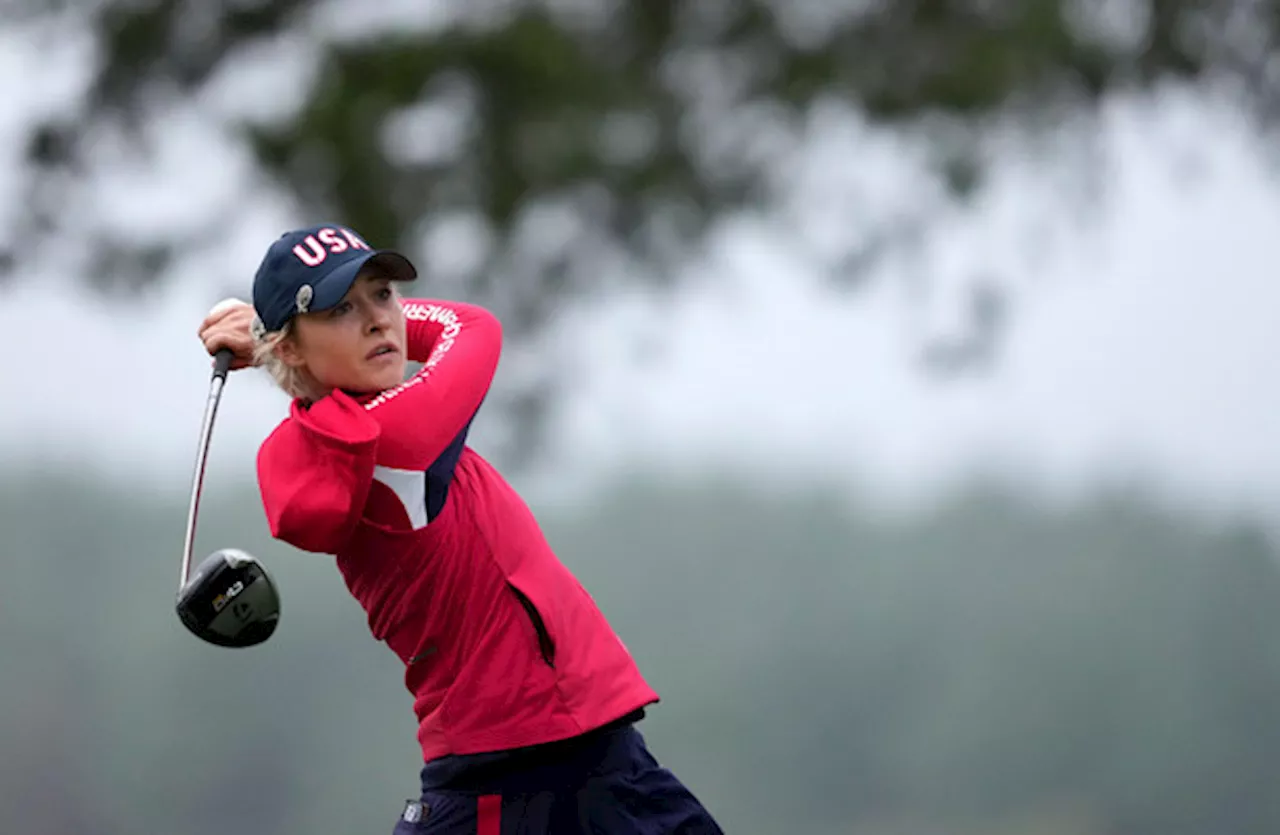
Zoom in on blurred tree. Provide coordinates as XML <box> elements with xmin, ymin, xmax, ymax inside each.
<box><xmin>6</xmin><ymin>0</ymin><xmax>1276</xmax><ymax>456</ymax></box>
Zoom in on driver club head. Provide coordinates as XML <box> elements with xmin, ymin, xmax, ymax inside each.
<box><xmin>176</xmin><ymin>548</ymin><xmax>281</xmax><ymax>648</ymax></box>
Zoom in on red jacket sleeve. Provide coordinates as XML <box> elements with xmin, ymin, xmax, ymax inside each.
<box><xmin>256</xmin><ymin>392</ymin><xmax>381</xmax><ymax>554</ymax></box>
<box><xmin>361</xmin><ymin>298</ymin><xmax>503</xmax><ymax>469</ymax></box>
<box><xmin>255</xmin><ymin>299</ymin><xmax>501</xmax><ymax>550</ymax></box>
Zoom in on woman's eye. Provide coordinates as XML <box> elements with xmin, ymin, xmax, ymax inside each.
<box><xmin>329</xmin><ymin>302</ymin><xmax>351</xmax><ymax>318</ymax></box>
<box><xmin>377</xmin><ymin>287</ymin><xmax>393</xmax><ymax>301</ymax></box>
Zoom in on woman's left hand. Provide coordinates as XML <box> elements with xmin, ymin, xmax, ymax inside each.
<box><xmin>198</xmin><ymin>298</ymin><xmax>258</xmax><ymax>370</ymax></box>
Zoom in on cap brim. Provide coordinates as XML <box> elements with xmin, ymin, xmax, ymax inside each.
<box><xmin>309</xmin><ymin>250</ymin><xmax>418</xmax><ymax>313</ymax></box>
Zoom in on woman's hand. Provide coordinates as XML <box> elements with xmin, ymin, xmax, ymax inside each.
<box><xmin>198</xmin><ymin>298</ymin><xmax>258</xmax><ymax>371</ymax></box>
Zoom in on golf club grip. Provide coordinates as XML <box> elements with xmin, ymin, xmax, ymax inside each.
<box><xmin>213</xmin><ymin>347</ymin><xmax>234</xmax><ymax>380</ymax></box>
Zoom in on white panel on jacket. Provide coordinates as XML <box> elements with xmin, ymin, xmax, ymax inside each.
<box><xmin>373</xmin><ymin>465</ymin><xmax>429</xmax><ymax>530</ymax></box>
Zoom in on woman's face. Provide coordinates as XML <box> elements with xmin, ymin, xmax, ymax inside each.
<box><xmin>278</xmin><ymin>273</ymin><xmax>408</xmax><ymax>395</ymax></box>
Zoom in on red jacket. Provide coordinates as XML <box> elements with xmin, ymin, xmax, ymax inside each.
<box><xmin>254</xmin><ymin>298</ymin><xmax>659</xmax><ymax>762</ymax></box>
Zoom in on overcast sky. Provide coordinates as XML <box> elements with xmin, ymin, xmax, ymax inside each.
<box><xmin>0</xmin><ymin>27</ymin><xmax>1276</xmax><ymax>531</ymax></box>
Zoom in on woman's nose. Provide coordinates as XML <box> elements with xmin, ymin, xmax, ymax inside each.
<box><xmin>367</xmin><ymin>306</ymin><xmax>391</xmax><ymax>332</ymax></box>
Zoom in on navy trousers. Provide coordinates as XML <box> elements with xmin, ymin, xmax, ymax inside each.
<box><xmin>391</xmin><ymin>716</ymin><xmax>724</xmax><ymax>834</ymax></box>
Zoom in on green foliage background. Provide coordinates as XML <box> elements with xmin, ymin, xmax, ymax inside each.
<box><xmin>3</xmin><ymin>467</ymin><xmax>1277</xmax><ymax>835</ymax></box>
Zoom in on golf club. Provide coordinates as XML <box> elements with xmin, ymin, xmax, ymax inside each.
<box><xmin>175</xmin><ymin>346</ymin><xmax>281</xmax><ymax>648</ymax></box>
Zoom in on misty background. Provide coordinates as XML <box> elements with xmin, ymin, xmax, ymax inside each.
<box><xmin>3</xmin><ymin>2</ymin><xmax>1280</xmax><ymax>834</ymax></box>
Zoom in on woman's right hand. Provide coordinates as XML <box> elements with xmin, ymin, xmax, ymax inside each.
<box><xmin>198</xmin><ymin>298</ymin><xmax>258</xmax><ymax>371</ymax></box>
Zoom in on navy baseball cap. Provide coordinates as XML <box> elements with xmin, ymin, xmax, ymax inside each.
<box><xmin>250</xmin><ymin>224</ymin><xmax>417</xmax><ymax>333</ymax></box>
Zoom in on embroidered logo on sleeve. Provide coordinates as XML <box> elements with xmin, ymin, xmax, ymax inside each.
<box><xmin>364</xmin><ymin>304</ymin><xmax>464</xmax><ymax>411</ymax></box>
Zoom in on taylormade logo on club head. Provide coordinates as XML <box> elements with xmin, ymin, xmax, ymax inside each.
<box><xmin>291</xmin><ymin>227</ymin><xmax>371</xmax><ymax>267</ymax></box>
<box><xmin>211</xmin><ymin>580</ymin><xmax>245</xmax><ymax>613</ymax></box>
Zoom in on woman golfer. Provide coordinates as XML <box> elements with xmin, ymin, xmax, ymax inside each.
<box><xmin>198</xmin><ymin>224</ymin><xmax>724</xmax><ymax>835</ymax></box>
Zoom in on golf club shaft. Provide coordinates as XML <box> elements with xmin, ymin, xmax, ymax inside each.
<box><xmin>180</xmin><ymin>348</ymin><xmax>234</xmax><ymax>591</ymax></box>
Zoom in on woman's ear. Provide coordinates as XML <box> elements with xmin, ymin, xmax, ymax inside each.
<box><xmin>274</xmin><ymin>334</ymin><xmax>307</xmax><ymax>369</ymax></box>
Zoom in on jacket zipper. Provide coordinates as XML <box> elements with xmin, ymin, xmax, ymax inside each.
<box><xmin>507</xmin><ymin>582</ymin><xmax>556</xmax><ymax>668</ymax></box>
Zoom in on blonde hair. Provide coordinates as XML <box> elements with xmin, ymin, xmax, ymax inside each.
<box><xmin>252</xmin><ymin>319</ymin><xmax>328</xmax><ymax>403</ymax></box>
